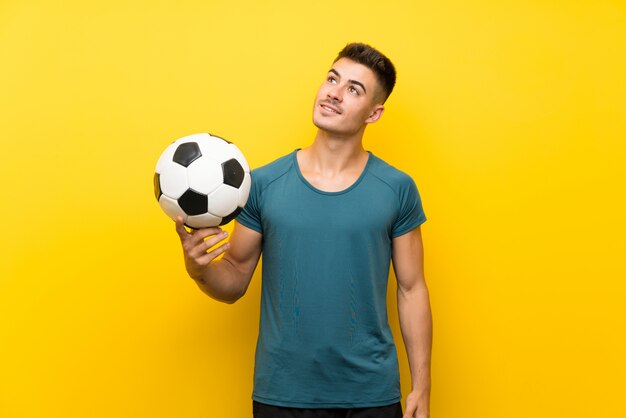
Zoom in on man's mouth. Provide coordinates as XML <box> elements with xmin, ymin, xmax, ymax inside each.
<box><xmin>320</xmin><ymin>103</ymin><xmax>342</xmax><ymax>114</ymax></box>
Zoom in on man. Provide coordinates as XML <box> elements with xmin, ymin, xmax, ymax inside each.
<box><xmin>175</xmin><ymin>43</ymin><xmax>432</xmax><ymax>418</ymax></box>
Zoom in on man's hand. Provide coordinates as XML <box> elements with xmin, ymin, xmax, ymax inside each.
<box><xmin>174</xmin><ymin>217</ymin><xmax>262</xmax><ymax>304</ymax></box>
<box><xmin>174</xmin><ymin>216</ymin><xmax>230</xmax><ymax>281</ymax></box>
<box><xmin>403</xmin><ymin>390</ymin><xmax>430</xmax><ymax>418</ymax></box>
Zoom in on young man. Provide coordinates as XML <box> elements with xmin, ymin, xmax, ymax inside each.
<box><xmin>175</xmin><ymin>43</ymin><xmax>432</xmax><ymax>418</ymax></box>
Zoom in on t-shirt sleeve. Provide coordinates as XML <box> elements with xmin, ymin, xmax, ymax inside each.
<box><xmin>391</xmin><ymin>176</ymin><xmax>427</xmax><ymax>238</ymax></box>
<box><xmin>236</xmin><ymin>171</ymin><xmax>263</xmax><ymax>233</ymax></box>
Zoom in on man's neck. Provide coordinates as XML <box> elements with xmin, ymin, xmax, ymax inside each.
<box><xmin>302</xmin><ymin>129</ymin><xmax>368</xmax><ymax>175</ymax></box>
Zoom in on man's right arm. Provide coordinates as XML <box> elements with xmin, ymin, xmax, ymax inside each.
<box><xmin>175</xmin><ymin>217</ymin><xmax>262</xmax><ymax>304</ymax></box>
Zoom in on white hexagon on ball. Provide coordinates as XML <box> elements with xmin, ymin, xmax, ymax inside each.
<box><xmin>186</xmin><ymin>212</ymin><xmax>222</xmax><ymax>229</ymax></box>
<box><xmin>155</xmin><ymin>144</ymin><xmax>177</xmax><ymax>174</ymax></box>
<box><xmin>159</xmin><ymin>195</ymin><xmax>187</xmax><ymax>224</ymax></box>
<box><xmin>197</xmin><ymin>136</ymin><xmax>234</xmax><ymax>164</ymax></box>
<box><xmin>187</xmin><ymin>158</ymin><xmax>223</xmax><ymax>195</ymax></box>
<box><xmin>208</xmin><ymin>185</ymin><xmax>239</xmax><ymax>217</ymax></box>
<box><xmin>159</xmin><ymin>163</ymin><xmax>189</xmax><ymax>199</ymax></box>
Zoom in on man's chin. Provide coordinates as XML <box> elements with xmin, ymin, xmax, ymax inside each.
<box><xmin>312</xmin><ymin>119</ymin><xmax>338</xmax><ymax>135</ymax></box>
<box><xmin>313</xmin><ymin>114</ymin><xmax>339</xmax><ymax>131</ymax></box>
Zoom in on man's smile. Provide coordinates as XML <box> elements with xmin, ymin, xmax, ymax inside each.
<box><xmin>320</xmin><ymin>102</ymin><xmax>342</xmax><ymax>114</ymax></box>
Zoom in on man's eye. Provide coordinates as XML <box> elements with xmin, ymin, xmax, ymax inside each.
<box><xmin>327</xmin><ymin>76</ymin><xmax>336</xmax><ymax>83</ymax></box>
<box><xmin>348</xmin><ymin>86</ymin><xmax>358</xmax><ymax>94</ymax></box>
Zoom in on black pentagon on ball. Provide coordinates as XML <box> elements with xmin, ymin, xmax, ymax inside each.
<box><xmin>153</xmin><ymin>172</ymin><xmax>162</xmax><ymax>201</ymax></box>
<box><xmin>222</xmin><ymin>158</ymin><xmax>245</xmax><ymax>188</ymax></box>
<box><xmin>220</xmin><ymin>207</ymin><xmax>243</xmax><ymax>226</ymax></box>
<box><xmin>173</xmin><ymin>142</ymin><xmax>202</xmax><ymax>167</ymax></box>
<box><xmin>178</xmin><ymin>189</ymin><xmax>208</xmax><ymax>216</ymax></box>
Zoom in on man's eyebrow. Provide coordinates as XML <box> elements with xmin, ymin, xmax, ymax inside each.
<box><xmin>328</xmin><ymin>68</ymin><xmax>367</xmax><ymax>94</ymax></box>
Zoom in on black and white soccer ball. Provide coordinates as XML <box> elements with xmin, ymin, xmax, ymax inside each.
<box><xmin>154</xmin><ymin>133</ymin><xmax>251</xmax><ymax>229</ymax></box>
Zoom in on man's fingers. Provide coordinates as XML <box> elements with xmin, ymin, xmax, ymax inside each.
<box><xmin>188</xmin><ymin>230</ymin><xmax>229</xmax><ymax>258</ymax></box>
<box><xmin>402</xmin><ymin>398</ymin><xmax>419</xmax><ymax>418</ymax></box>
<box><xmin>187</xmin><ymin>226</ymin><xmax>224</xmax><ymax>248</ymax></box>
<box><xmin>195</xmin><ymin>241</ymin><xmax>231</xmax><ymax>265</ymax></box>
<box><xmin>175</xmin><ymin>215</ymin><xmax>229</xmax><ymax>260</ymax></box>
<box><xmin>175</xmin><ymin>217</ymin><xmax>189</xmax><ymax>239</ymax></box>
<box><xmin>175</xmin><ymin>216</ymin><xmax>223</xmax><ymax>245</ymax></box>
<box><xmin>202</xmin><ymin>230</ymin><xmax>229</xmax><ymax>252</ymax></box>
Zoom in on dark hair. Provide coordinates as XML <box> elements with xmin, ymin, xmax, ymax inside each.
<box><xmin>333</xmin><ymin>42</ymin><xmax>396</xmax><ymax>103</ymax></box>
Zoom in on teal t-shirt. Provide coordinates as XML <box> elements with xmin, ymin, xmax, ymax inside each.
<box><xmin>237</xmin><ymin>150</ymin><xmax>427</xmax><ymax>408</ymax></box>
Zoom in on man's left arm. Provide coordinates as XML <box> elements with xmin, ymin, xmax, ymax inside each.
<box><xmin>392</xmin><ymin>226</ymin><xmax>432</xmax><ymax>418</ymax></box>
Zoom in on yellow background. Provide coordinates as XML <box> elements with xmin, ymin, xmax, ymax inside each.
<box><xmin>1</xmin><ymin>1</ymin><xmax>625</xmax><ymax>417</ymax></box>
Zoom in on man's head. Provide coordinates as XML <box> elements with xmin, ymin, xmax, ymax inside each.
<box><xmin>312</xmin><ymin>43</ymin><xmax>396</xmax><ymax>138</ymax></box>
<box><xmin>333</xmin><ymin>43</ymin><xmax>396</xmax><ymax>104</ymax></box>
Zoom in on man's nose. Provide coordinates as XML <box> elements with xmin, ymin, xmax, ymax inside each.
<box><xmin>327</xmin><ymin>84</ymin><xmax>342</xmax><ymax>102</ymax></box>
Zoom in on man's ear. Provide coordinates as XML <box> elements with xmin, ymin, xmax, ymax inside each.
<box><xmin>365</xmin><ymin>104</ymin><xmax>385</xmax><ymax>124</ymax></box>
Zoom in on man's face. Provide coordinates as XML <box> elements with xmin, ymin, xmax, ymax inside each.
<box><xmin>312</xmin><ymin>58</ymin><xmax>385</xmax><ymax>137</ymax></box>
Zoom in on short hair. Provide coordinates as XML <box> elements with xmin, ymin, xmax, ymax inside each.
<box><xmin>333</xmin><ymin>42</ymin><xmax>396</xmax><ymax>103</ymax></box>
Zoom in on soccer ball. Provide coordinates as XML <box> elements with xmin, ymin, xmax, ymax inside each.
<box><xmin>154</xmin><ymin>133</ymin><xmax>251</xmax><ymax>229</ymax></box>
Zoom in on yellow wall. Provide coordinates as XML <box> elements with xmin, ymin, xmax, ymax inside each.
<box><xmin>1</xmin><ymin>1</ymin><xmax>624</xmax><ymax>417</ymax></box>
